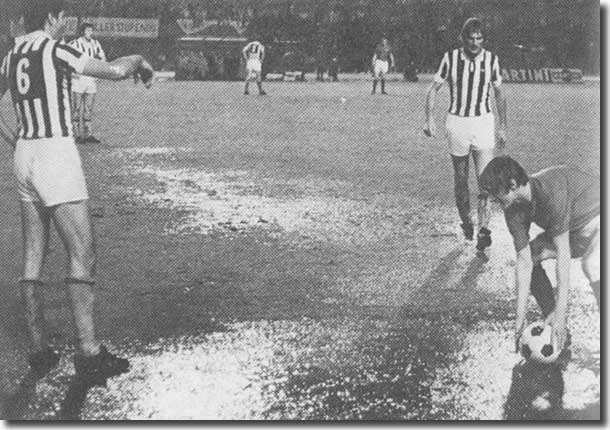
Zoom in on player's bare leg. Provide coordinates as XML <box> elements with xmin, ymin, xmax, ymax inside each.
<box><xmin>580</xmin><ymin>222</ymin><xmax>600</xmax><ymax>307</ymax></box>
<box><xmin>244</xmin><ymin>79</ymin><xmax>250</xmax><ymax>95</ymax></box>
<box><xmin>372</xmin><ymin>77</ymin><xmax>378</xmax><ymax>94</ymax></box>
<box><xmin>71</xmin><ymin>93</ymin><xmax>84</xmax><ymax>144</ymax></box>
<box><xmin>52</xmin><ymin>201</ymin><xmax>100</xmax><ymax>357</ymax></box>
<box><xmin>473</xmin><ymin>148</ymin><xmax>494</xmax><ymax>250</ymax></box>
<box><xmin>53</xmin><ymin>201</ymin><xmax>130</xmax><ymax>383</ymax></box>
<box><xmin>451</xmin><ymin>154</ymin><xmax>473</xmax><ymax>239</ymax></box>
<box><xmin>20</xmin><ymin>201</ymin><xmax>52</xmax><ymax>353</ymax></box>
<box><xmin>20</xmin><ymin>201</ymin><xmax>60</xmax><ymax>376</ymax></box>
<box><xmin>257</xmin><ymin>74</ymin><xmax>266</xmax><ymax>95</ymax></box>
<box><xmin>83</xmin><ymin>93</ymin><xmax>100</xmax><ymax>143</ymax></box>
<box><xmin>381</xmin><ymin>76</ymin><xmax>387</xmax><ymax>94</ymax></box>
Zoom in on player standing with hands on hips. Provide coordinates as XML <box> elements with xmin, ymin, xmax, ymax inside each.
<box><xmin>69</xmin><ymin>22</ymin><xmax>106</xmax><ymax>144</ymax></box>
<box><xmin>243</xmin><ymin>39</ymin><xmax>266</xmax><ymax>96</ymax></box>
<box><xmin>371</xmin><ymin>37</ymin><xmax>394</xmax><ymax>95</ymax></box>
<box><xmin>424</xmin><ymin>18</ymin><xmax>507</xmax><ymax>251</ymax></box>
<box><xmin>0</xmin><ymin>0</ymin><xmax>154</xmax><ymax>384</ymax></box>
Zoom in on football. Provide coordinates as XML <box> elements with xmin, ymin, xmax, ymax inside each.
<box><xmin>520</xmin><ymin>321</ymin><xmax>561</xmax><ymax>364</ymax></box>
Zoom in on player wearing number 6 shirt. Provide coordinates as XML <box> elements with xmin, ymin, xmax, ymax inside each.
<box><xmin>0</xmin><ymin>0</ymin><xmax>153</xmax><ymax>384</ymax></box>
<box><xmin>69</xmin><ymin>23</ymin><xmax>106</xmax><ymax>144</ymax></box>
<box><xmin>424</xmin><ymin>17</ymin><xmax>507</xmax><ymax>252</ymax></box>
<box><xmin>242</xmin><ymin>40</ymin><xmax>266</xmax><ymax>95</ymax></box>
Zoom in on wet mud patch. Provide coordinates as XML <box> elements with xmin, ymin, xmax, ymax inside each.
<box><xmin>113</xmin><ymin>150</ymin><xmax>457</xmax><ymax>247</ymax></box>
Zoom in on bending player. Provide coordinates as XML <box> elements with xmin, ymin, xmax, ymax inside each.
<box><xmin>424</xmin><ymin>18</ymin><xmax>507</xmax><ymax>251</ymax></box>
<box><xmin>242</xmin><ymin>39</ymin><xmax>266</xmax><ymax>95</ymax></box>
<box><xmin>0</xmin><ymin>0</ymin><xmax>154</xmax><ymax>384</ymax></box>
<box><xmin>480</xmin><ymin>156</ymin><xmax>600</xmax><ymax>353</ymax></box>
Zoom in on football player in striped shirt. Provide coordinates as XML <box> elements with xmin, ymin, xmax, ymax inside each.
<box><xmin>242</xmin><ymin>40</ymin><xmax>266</xmax><ymax>95</ymax></box>
<box><xmin>0</xmin><ymin>0</ymin><xmax>153</xmax><ymax>383</ymax></box>
<box><xmin>424</xmin><ymin>17</ymin><xmax>507</xmax><ymax>251</ymax></box>
<box><xmin>371</xmin><ymin>38</ymin><xmax>394</xmax><ymax>95</ymax></box>
<box><xmin>69</xmin><ymin>23</ymin><xmax>106</xmax><ymax>144</ymax></box>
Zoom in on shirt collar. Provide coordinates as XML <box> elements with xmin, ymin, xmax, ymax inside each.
<box><xmin>460</xmin><ymin>48</ymin><xmax>485</xmax><ymax>62</ymax></box>
<box><xmin>14</xmin><ymin>30</ymin><xmax>53</xmax><ymax>46</ymax></box>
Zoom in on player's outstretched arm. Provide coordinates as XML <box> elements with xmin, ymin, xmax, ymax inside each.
<box><xmin>547</xmin><ymin>232</ymin><xmax>570</xmax><ymax>348</ymax></box>
<box><xmin>514</xmin><ymin>245</ymin><xmax>533</xmax><ymax>351</ymax></box>
<box><xmin>423</xmin><ymin>81</ymin><xmax>442</xmax><ymax>137</ymax></box>
<box><xmin>82</xmin><ymin>55</ymin><xmax>154</xmax><ymax>88</ymax></box>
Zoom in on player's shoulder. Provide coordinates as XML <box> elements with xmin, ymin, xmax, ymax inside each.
<box><xmin>532</xmin><ymin>165</ymin><xmax>569</xmax><ymax>180</ymax></box>
<box><xmin>444</xmin><ymin>48</ymin><xmax>459</xmax><ymax>58</ymax></box>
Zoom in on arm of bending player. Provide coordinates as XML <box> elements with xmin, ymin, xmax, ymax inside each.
<box><xmin>514</xmin><ymin>244</ymin><xmax>533</xmax><ymax>351</ymax></box>
<box><xmin>423</xmin><ymin>81</ymin><xmax>443</xmax><ymax>137</ymax></box>
<box><xmin>82</xmin><ymin>55</ymin><xmax>154</xmax><ymax>88</ymax></box>
<box><xmin>548</xmin><ymin>232</ymin><xmax>570</xmax><ymax>348</ymax></box>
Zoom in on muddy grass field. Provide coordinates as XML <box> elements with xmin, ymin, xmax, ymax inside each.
<box><xmin>0</xmin><ymin>76</ymin><xmax>600</xmax><ymax>420</ymax></box>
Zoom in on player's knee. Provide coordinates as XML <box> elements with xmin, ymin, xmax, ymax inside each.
<box><xmin>71</xmin><ymin>247</ymin><xmax>96</xmax><ymax>277</ymax></box>
<box><xmin>581</xmin><ymin>257</ymin><xmax>599</xmax><ymax>285</ymax></box>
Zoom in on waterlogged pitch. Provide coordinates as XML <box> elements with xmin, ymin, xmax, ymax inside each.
<box><xmin>0</xmin><ymin>76</ymin><xmax>600</xmax><ymax>420</ymax></box>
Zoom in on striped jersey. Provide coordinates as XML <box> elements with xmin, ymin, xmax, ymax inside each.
<box><xmin>434</xmin><ymin>48</ymin><xmax>502</xmax><ymax>117</ymax></box>
<box><xmin>1</xmin><ymin>31</ymin><xmax>88</xmax><ymax>139</ymax></box>
<box><xmin>243</xmin><ymin>41</ymin><xmax>264</xmax><ymax>60</ymax></box>
<box><xmin>69</xmin><ymin>36</ymin><xmax>106</xmax><ymax>61</ymax></box>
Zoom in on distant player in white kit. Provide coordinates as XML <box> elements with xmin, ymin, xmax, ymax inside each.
<box><xmin>371</xmin><ymin>38</ymin><xmax>394</xmax><ymax>94</ymax></box>
<box><xmin>242</xmin><ymin>40</ymin><xmax>266</xmax><ymax>96</ymax></box>
<box><xmin>69</xmin><ymin>23</ymin><xmax>106</xmax><ymax>144</ymax></box>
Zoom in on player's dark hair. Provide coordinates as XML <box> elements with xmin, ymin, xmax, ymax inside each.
<box><xmin>479</xmin><ymin>156</ymin><xmax>529</xmax><ymax>195</ymax></box>
<box><xmin>80</xmin><ymin>23</ymin><xmax>94</xmax><ymax>35</ymax></box>
<box><xmin>22</xmin><ymin>0</ymin><xmax>65</xmax><ymax>32</ymax></box>
<box><xmin>461</xmin><ymin>17</ymin><xmax>484</xmax><ymax>41</ymax></box>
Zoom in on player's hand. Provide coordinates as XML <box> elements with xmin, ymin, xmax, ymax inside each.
<box><xmin>134</xmin><ymin>60</ymin><xmax>154</xmax><ymax>89</ymax></box>
<box><xmin>497</xmin><ymin>128</ymin><xmax>507</xmax><ymax>149</ymax></box>
<box><xmin>423</xmin><ymin>120</ymin><xmax>436</xmax><ymax>137</ymax></box>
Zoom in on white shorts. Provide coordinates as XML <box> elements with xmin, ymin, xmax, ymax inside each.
<box><xmin>374</xmin><ymin>59</ymin><xmax>389</xmax><ymax>77</ymax></box>
<box><xmin>72</xmin><ymin>75</ymin><xmax>97</xmax><ymax>94</ymax></box>
<box><xmin>445</xmin><ymin>113</ymin><xmax>495</xmax><ymax>156</ymax></box>
<box><xmin>246</xmin><ymin>59</ymin><xmax>262</xmax><ymax>78</ymax></box>
<box><xmin>14</xmin><ymin>137</ymin><xmax>89</xmax><ymax>207</ymax></box>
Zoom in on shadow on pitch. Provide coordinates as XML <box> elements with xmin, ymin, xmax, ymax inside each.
<box><xmin>2</xmin><ymin>369</ymin><xmax>41</xmax><ymax>420</ymax></box>
<box><xmin>52</xmin><ymin>375</ymin><xmax>96</xmax><ymax>421</ymax></box>
<box><xmin>2</xmin><ymin>370</ymin><xmax>101</xmax><ymax>421</ymax></box>
<box><xmin>504</xmin><ymin>360</ymin><xmax>600</xmax><ymax>420</ymax></box>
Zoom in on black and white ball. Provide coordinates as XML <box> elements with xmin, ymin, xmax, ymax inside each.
<box><xmin>520</xmin><ymin>321</ymin><xmax>561</xmax><ymax>364</ymax></box>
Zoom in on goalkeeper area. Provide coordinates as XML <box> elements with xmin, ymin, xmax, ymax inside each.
<box><xmin>0</xmin><ymin>76</ymin><xmax>600</xmax><ymax>419</ymax></box>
